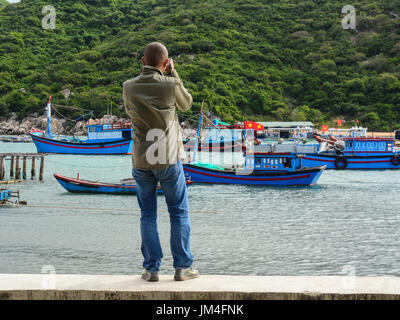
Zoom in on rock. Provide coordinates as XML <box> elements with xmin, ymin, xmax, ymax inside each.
<box><xmin>87</xmin><ymin>118</ymin><xmax>98</xmax><ymax>126</ymax></box>
<box><xmin>292</xmin><ymin>31</ymin><xmax>312</xmax><ymax>39</ymax></box>
<box><xmin>0</xmin><ymin>112</ymin><xmax>131</xmax><ymax>136</ymax></box>
<box><xmin>19</xmin><ymin>120</ymin><xmax>32</xmax><ymax>130</ymax></box>
<box><xmin>73</xmin><ymin>121</ymin><xmax>85</xmax><ymax>133</ymax></box>
<box><xmin>39</xmin><ymin>117</ymin><xmax>64</xmax><ymax>134</ymax></box>
<box><xmin>62</xmin><ymin>88</ymin><xmax>71</xmax><ymax>100</ymax></box>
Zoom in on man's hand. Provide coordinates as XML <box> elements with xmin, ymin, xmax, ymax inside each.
<box><xmin>166</xmin><ymin>58</ymin><xmax>174</xmax><ymax>74</ymax></box>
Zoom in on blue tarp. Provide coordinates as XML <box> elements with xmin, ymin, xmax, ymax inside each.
<box><xmin>212</xmin><ymin>119</ymin><xmax>231</xmax><ymax>126</ymax></box>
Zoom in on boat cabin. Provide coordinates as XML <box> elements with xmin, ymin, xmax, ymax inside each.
<box><xmin>204</xmin><ymin>127</ymin><xmax>242</xmax><ymax>143</ymax></box>
<box><xmin>86</xmin><ymin>122</ymin><xmax>132</xmax><ymax>142</ymax></box>
<box><xmin>327</xmin><ymin>127</ymin><xmax>367</xmax><ymax>138</ymax></box>
<box><xmin>244</xmin><ymin>153</ymin><xmax>299</xmax><ymax>172</ymax></box>
<box><xmin>343</xmin><ymin>138</ymin><xmax>394</xmax><ymax>153</ymax></box>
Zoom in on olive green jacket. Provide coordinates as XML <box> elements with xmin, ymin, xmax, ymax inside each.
<box><xmin>123</xmin><ymin>66</ymin><xmax>192</xmax><ymax>170</ymax></box>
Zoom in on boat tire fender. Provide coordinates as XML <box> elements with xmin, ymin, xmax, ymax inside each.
<box><xmin>391</xmin><ymin>154</ymin><xmax>400</xmax><ymax>166</ymax></box>
<box><xmin>334</xmin><ymin>156</ymin><xmax>348</xmax><ymax>170</ymax></box>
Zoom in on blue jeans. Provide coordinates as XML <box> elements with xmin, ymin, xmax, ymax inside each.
<box><xmin>132</xmin><ymin>161</ymin><xmax>193</xmax><ymax>272</ymax></box>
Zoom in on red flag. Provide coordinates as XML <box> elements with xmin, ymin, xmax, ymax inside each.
<box><xmin>321</xmin><ymin>125</ymin><xmax>329</xmax><ymax>132</ymax></box>
<box><xmin>337</xmin><ymin>118</ymin><xmax>342</xmax><ymax>126</ymax></box>
<box><xmin>244</xmin><ymin>121</ymin><xmax>255</xmax><ymax>129</ymax></box>
<box><xmin>254</xmin><ymin>122</ymin><xmax>264</xmax><ymax>131</ymax></box>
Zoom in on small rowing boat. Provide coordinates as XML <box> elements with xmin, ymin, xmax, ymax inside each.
<box><xmin>54</xmin><ymin>173</ymin><xmax>192</xmax><ymax>195</ymax></box>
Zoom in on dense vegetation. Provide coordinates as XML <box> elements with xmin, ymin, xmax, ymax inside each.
<box><xmin>0</xmin><ymin>0</ymin><xmax>400</xmax><ymax>130</ymax></box>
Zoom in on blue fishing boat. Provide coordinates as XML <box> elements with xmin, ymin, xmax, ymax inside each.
<box><xmin>54</xmin><ymin>173</ymin><xmax>192</xmax><ymax>195</ymax></box>
<box><xmin>300</xmin><ymin>135</ymin><xmax>400</xmax><ymax>170</ymax></box>
<box><xmin>183</xmin><ymin>153</ymin><xmax>326</xmax><ymax>186</ymax></box>
<box><xmin>30</xmin><ymin>97</ymin><xmax>133</xmax><ymax>154</ymax></box>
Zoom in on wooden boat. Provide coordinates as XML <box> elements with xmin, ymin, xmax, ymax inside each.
<box><xmin>183</xmin><ymin>153</ymin><xmax>326</xmax><ymax>186</ymax></box>
<box><xmin>31</xmin><ymin>97</ymin><xmax>133</xmax><ymax>155</ymax></box>
<box><xmin>54</xmin><ymin>173</ymin><xmax>192</xmax><ymax>195</ymax></box>
<box><xmin>301</xmin><ymin>136</ymin><xmax>400</xmax><ymax>170</ymax></box>
<box><xmin>0</xmin><ymin>189</ymin><xmax>25</xmax><ymax>206</ymax></box>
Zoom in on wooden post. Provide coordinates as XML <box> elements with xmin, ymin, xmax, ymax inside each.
<box><xmin>0</xmin><ymin>156</ymin><xmax>5</xmax><ymax>180</ymax></box>
<box><xmin>15</xmin><ymin>156</ymin><xmax>21</xmax><ymax>180</ymax></box>
<box><xmin>39</xmin><ymin>155</ymin><xmax>45</xmax><ymax>181</ymax></box>
<box><xmin>22</xmin><ymin>156</ymin><xmax>27</xmax><ymax>180</ymax></box>
<box><xmin>10</xmin><ymin>155</ymin><xmax>15</xmax><ymax>178</ymax></box>
<box><xmin>31</xmin><ymin>156</ymin><xmax>36</xmax><ymax>179</ymax></box>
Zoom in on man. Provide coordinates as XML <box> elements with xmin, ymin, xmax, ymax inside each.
<box><xmin>123</xmin><ymin>42</ymin><xmax>199</xmax><ymax>282</ymax></box>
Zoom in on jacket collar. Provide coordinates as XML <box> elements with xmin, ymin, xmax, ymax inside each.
<box><xmin>141</xmin><ymin>65</ymin><xmax>163</xmax><ymax>75</ymax></box>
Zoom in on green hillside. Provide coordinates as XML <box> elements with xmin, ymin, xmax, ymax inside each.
<box><xmin>0</xmin><ymin>0</ymin><xmax>400</xmax><ymax>130</ymax></box>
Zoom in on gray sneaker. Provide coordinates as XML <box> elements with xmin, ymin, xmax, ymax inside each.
<box><xmin>174</xmin><ymin>267</ymin><xmax>200</xmax><ymax>281</ymax></box>
<box><xmin>141</xmin><ymin>270</ymin><xmax>159</xmax><ymax>282</ymax></box>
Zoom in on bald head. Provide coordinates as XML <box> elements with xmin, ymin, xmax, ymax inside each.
<box><xmin>143</xmin><ymin>42</ymin><xmax>168</xmax><ymax>68</ymax></box>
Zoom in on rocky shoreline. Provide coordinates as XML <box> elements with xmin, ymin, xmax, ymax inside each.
<box><xmin>0</xmin><ymin>113</ymin><xmax>130</xmax><ymax>136</ymax></box>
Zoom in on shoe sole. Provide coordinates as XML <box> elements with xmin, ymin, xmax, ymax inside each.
<box><xmin>141</xmin><ymin>275</ymin><xmax>159</xmax><ymax>282</ymax></box>
<box><xmin>174</xmin><ymin>274</ymin><xmax>200</xmax><ymax>281</ymax></box>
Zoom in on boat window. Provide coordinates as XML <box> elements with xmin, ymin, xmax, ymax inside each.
<box><xmin>283</xmin><ymin>158</ymin><xmax>291</xmax><ymax>168</ymax></box>
<box><xmin>122</xmin><ymin>130</ymin><xmax>132</xmax><ymax>139</ymax></box>
<box><xmin>347</xmin><ymin>142</ymin><xmax>353</xmax><ymax>148</ymax></box>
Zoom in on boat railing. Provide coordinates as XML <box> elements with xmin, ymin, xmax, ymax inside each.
<box><xmin>101</xmin><ymin>122</ymin><xmax>132</xmax><ymax>131</ymax></box>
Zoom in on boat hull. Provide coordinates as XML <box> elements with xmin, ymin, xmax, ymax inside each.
<box><xmin>183</xmin><ymin>164</ymin><xmax>325</xmax><ymax>186</ymax></box>
<box><xmin>301</xmin><ymin>153</ymin><xmax>400</xmax><ymax>170</ymax></box>
<box><xmin>54</xmin><ymin>174</ymin><xmax>191</xmax><ymax>195</ymax></box>
<box><xmin>54</xmin><ymin>174</ymin><xmax>143</xmax><ymax>194</ymax></box>
<box><xmin>31</xmin><ymin>134</ymin><xmax>132</xmax><ymax>155</ymax></box>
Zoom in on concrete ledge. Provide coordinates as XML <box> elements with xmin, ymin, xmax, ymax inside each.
<box><xmin>0</xmin><ymin>274</ymin><xmax>400</xmax><ymax>300</ymax></box>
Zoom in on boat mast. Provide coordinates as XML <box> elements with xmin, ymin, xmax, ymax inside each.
<box><xmin>46</xmin><ymin>96</ymin><xmax>52</xmax><ymax>137</ymax></box>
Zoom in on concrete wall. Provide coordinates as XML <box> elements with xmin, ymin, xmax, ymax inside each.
<box><xmin>1</xmin><ymin>274</ymin><xmax>400</xmax><ymax>300</ymax></box>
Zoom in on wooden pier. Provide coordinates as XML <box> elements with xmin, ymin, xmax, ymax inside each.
<box><xmin>0</xmin><ymin>153</ymin><xmax>46</xmax><ymax>183</ymax></box>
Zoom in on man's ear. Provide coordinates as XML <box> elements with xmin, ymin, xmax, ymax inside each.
<box><xmin>141</xmin><ymin>57</ymin><xmax>146</xmax><ymax>65</ymax></box>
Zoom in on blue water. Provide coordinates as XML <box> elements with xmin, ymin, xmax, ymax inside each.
<box><xmin>1</xmin><ymin>142</ymin><xmax>400</xmax><ymax>276</ymax></box>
